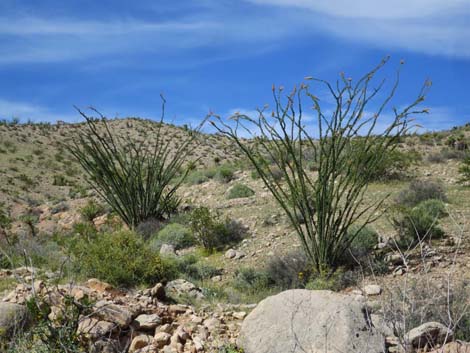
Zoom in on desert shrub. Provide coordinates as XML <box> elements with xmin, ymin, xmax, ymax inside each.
<box><xmin>211</xmin><ymin>58</ymin><xmax>429</xmax><ymax>272</ymax></box>
<box><xmin>0</xmin><ymin>203</ymin><xmax>11</xmax><ymax>232</ymax></box>
<box><xmin>341</xmin><ymin>225</ymin><xmax>379</xmax><ymax>267</ymax></box>
<box><xmin>66</xmin><ymin>102</ymin><xmax>201</xmax><ymax>229</ymax></box>
<box><xmin>396</xmin><ymin>180</ymin><xmax>447</xmax><ymax>207</ymax></box>
<box><xmin>426</xmin><ymin>152</ymin><xmax>445</xmax><ymax>164</ymax></box>
<box><xmin>226</xmin><ymin>183</ymin><xmax>255</xmax><ymax>199</ymax></box>
<box><xmin>161</xmin><ymin>254</ymin><xmax>220</xmax><ymax>282</ymax></box>
<box><xmin>70</xmin><ymin>221</ymin><xmax>97</xmax><ymax>239</ymax></box>
<box><xmin>50</xmin><ymin>202</ymin><xmax>69</xmax><ymax>214</ymax></box>
<box><xmin>79</xmin><ymin>199</ymin><xmax>105</xmax><ymax>222</ymax></box>
<box><xmin>19</xmin><ymin>212</ymin><xmax>39</xmax><ymax>237</ymax></box>
<box><xmin>218</xmin><ymin>345</ymin><xmax>244</xmax><ymax>353</ymax></box>
<box><xmin>135</xmin><ymin>218</ymin><xmax>163</xmax><ymax>239</ymax></box>
<box><xmin>214</xmin><ymin>164</ymin><xmax>235</xmax><ymax>183</ymax></box>
<box><xmin>185</xmin><ymin>170</ymin><xmax>209</xmax><ymax>185</ymax></box>
<box><xmin>70</xmin><ymin>230</ymin><xmax>167</xmax><ymax>287</ymax></box>
<box><xmin>52</xmin><ymin>174</ymin><xmax>68</xmax><ymax>186</ymax></box>
<box><xmin>440</xmin><ymin>147</ymin><xmax>466</xmax><ymax>160</ymax></box>
<box><xmin>351</xmin><ymin>144</ymin><xmax>420</xmax><ymax>181</ymax></box>
<box><xmin>383</xmin><ymin>279</ymin><xmax>470</xmax><ymax>345</ymax></box>
<box><xmin>392</xmin><ymin>200</ymin><xmax>446</xmax><ymax>249</ymax></box>
<box><xmin>149</xmin><ymin>223</ymin><xmax>195</xmax><ymax>251</ymax></box>
<box><xmin>458</xmin><ymin>155</ymin><xmax>470</xmax><ymax>185</ymax></box>
<box><xmin>232</xmin><ymin>267</ymin><xmax>272</xmax><ymax>294</ymax></box>
<box><xmin>265</xmin><ymin>250</ymin><xmax>310</xmax><ymax>289</ymax></box>
<box><xmin>189</xmin><ymin>207</ymin><xmax>244</xmax><ymax>251</ymax></box>
<box><xmin>305</xmin><ymin>269</ymin><xmax>356</xmax><ymax>291</ymax></box>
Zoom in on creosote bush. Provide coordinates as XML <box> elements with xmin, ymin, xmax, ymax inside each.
<box><xmin>66</xmin><ymin>99</ymin><xmax>203</xmax><ymax>229</ymax></box>
<box><xmin>211</xmin><ymin>57</ymin><xmax>430</xmax><ymax>272</ymax></box>
<box><xmin>189</xmin><ymin>207</ymin><xmax>244</xmax><ymax>251</ymax></box>
<box><xmin>70</xmin><ymin>230</ymin><xmax>167</xmax><ymax>287</ymax></box>
<box><xmin>226</xmin><ymin>183</ymin><xmax>255</xmax><ymax>199</ymax></box>
<box><xmin>149</xmin><ymin>223</ymin><xmax>195</xmax><ymax>251</ymax></box>
<box><xmin>396</xmin><ymin>180</ymin><xmax>447</xmax><ymax>207</ymax></box>
<box><xmin>392</xmin><ymin>199</ymin><xmax>446</xmax><ymax>250</ymax></box>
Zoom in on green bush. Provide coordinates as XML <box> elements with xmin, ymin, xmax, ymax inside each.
<box><xmin>189</xmin><ymin>207</ymin><xmax>244</xmax><ymax>251</ymax></box>
<box><xmin>305</xmin><ymin>269</ymin><xmax>356</xmax><ymax>291</ymax></box>
<box><xmin>185</xmin><ymin>170</ymin><xmax>209</xmax><ymax>185</ymax></box>
<box><xmin>393</xmin><ymin>199</ymin><xmax>446</xmax><ymax>249</ymax></box>
<box><xmin>79</xmin><ymin>199</ymin><xmax>105</xmax><ymax>222</ymax></box>
<box><xmin>340</xmin><ymin>225</ymin><xmax>379</xmax><ymax>267</ymax></box>
<box><xmin>218</xmin><ymin>345</ymin><xmax>245</xmax><ymax>353</ymax></box>
<box><xmin>458</xmin><ymin>155</ymin><xmax>470</xmax><ymax>185</ymax></box>
<box><xmin>226</xmin><ymin>183</ymin><xmax>255</xmax><ymax>199</ymax></box>
<box><xmin>70</xmin><ymin>230</ymin><xmax>167</xmax><ymax>287</ymax></box>
<box><xmin>265</xmin><ymin>250</ymin><xmax>310</xmax><ymax>290</ymax></box>
<box><xmin>232</xmin><ymin>267</ymin><xmax>272</xmax><ymax>293</ymax></box>
<box><xmin>396</xmin><ymin>180</ymin><xmax>447</xmax><ymax>207</ymax></box>
<box><xmin>352</xmin><ymin>145</ymin><xmax>421</xmax><ymax>181</ymax></box>
<box><xmin>161</xmin><ymin>254</ymin><xmax>220</xmax><ymax>281</ymax></box>
<box><xmin>135</xmin><ymin>218</ymin><xmax>163</xmax><ymax>239</ymax></box>
<box><xmin>149</xmin><ymin>223</ymin><xmax>195</xmax><ymax>251</ymax></box>
<box><xmin>214</xmin><ymin>164</ymin><xmax>235</xmax><ymax>183</ymax></box>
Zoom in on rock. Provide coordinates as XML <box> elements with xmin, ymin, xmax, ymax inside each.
<box><xmin>234</xmin><ymin>250</ymin><xmax>246</xmax><ymax>260</ymax></box>
<box><xmin>385</xmin><ymin>253</ymin><xmax>404</xmax><ymax>266</ymax></box>
<box><xmin>364</xmin><ymin>284</ymin><xmax>382</xmax><ymax>296</ymax></box>
<box><xmin>238</xmin><ymin>289</ymin><xmax>385</xmax><ymax>353</ymax></box>
<box><xmin>77</xmin><ymin>317</ymin><xmax>115</xmax><ymax>339</ymax></box>
<box><xmin>135</xmin><ymin>313</ymin><xmax>162</xmax><ymax>330</ymax></box>
<box><xmin>129</xmin><ymin>334</ymin><xmax>154</xmax><ymax>353</ymax></box>
<box><xmin>166</xmin><ymin>279</ymin><xmax>204</xmax><ymax>300</ymax></box>
<box><xmin>225</xmin><ymin>249</ymin><xmax>237</xmax><ymax>259</ymax></box>
<box><xmin>203</xmin><ymin>317</ymin><xmax>221</xmax><ymax>332</ymax></box>
<box><xmin>428</xmin><ymin>341</ymin><xmax>470</xmax><ymax>353</ymax></box>
<box><xmin>160</xmin><ymin>244</ymin><xmax>176</xmax><ymax>256</ymax></box>
<box><xmin>169</xmin><ymin>304</ymin><xmax>188</xmax><ymax>315</ymax></box>
<box><xmin>232</xmin><ymin>311</ymin><xmax>247</xmax><ymax>320</ymax></box>
<box><xmin>225</xmin><ymin>249</ymin><xmax>245</xmax><ymax>260</ymax></box>
<box><xmin>87</xmin><ymin>278</ymin><xmax>113</xmax><ymax>293</ymax></box>
<box><xmin>90</xmin><ymin>338</ymin><xmax>120</xmax><ymax>353</ymax></box>
<box><xmin>193</xmin><ymin>336</ymin><xmax>204</xmax><ymax>351</ymax></box>
<box><xmin>150</xmin><ymin>283</ymin><xmax>166</xmax><ymax>300</ymax></box>
<box><xmin>94</xmin><ymin>301</ymin><xmax>136</xmax><ymax>327</ymax></box>
<box><xmin>0</xmin><ymin>302</ymin><xmax>29</xmax><ymax>338</ymax></box>
<box><xmin>405</xmin><ymin>322</ymin><xmax>453</xmax><ymax>349</ymax></box>
<box><xmin>154</xmin><ymin>332</ymin><xmax>171</xmax><ymax>348</ymax></box>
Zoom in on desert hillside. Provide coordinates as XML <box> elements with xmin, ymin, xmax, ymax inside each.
<box><xmin>1</xmin><ymin>118</ymin><xmax>470</xmax><ymax>353</ymax></box>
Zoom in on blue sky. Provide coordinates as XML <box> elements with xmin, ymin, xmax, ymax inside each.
<box><xmin>0</xmin><ymin>0</ymin><xmax>469</xmax><ymax>132</ymax></box>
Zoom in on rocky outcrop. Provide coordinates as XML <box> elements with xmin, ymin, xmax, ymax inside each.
<box><xmin>2</xmin><ymin>278</ymin><xmax>242</xmax><ymax>352</ymax></box>
<box><xmin>238</xmin><ymin>289</ymin><xmax>385</xmax><ymax>353</ymax></box>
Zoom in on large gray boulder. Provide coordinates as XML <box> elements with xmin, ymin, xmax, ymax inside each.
<box><xmin>0</xmin><ymin>302</ymin><xmax>29</xmax><ymax>338</ymax></box>
<box><xmin>238</xmin><ymin>289</ymin><xmax>385</xmax><ymax>353</ymax></box>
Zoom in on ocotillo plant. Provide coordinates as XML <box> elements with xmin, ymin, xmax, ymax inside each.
<box><xmin>211</xmin><ymin>58</ymin><xmax>430</xmax><ymax>273</ymax></box>
<box><xmin>66</xmin><ymin>97</ymin><xmax>203</xmax><ymax>229</ymax></box>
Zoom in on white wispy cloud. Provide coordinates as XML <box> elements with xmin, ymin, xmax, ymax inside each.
<box><xmin>0</xmin><ymin>1</ymin><xmax>469</xmax><ymax>66</ymax></box>
<box><xmin>248</xmin><ymin>0</ymin><xmax>470</xmax><ymax>58</ymax></box>
<box><xmin>249</xmin><ymin>0</ymin><xmax>468</xmax><ymax>19</ymax></box>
